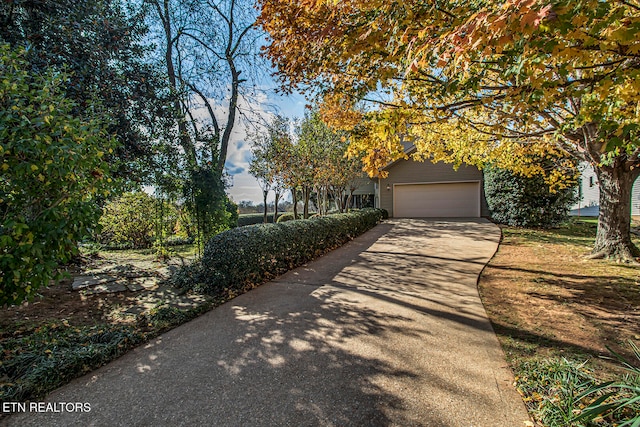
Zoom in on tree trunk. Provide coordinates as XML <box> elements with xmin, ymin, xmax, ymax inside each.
<box><xmin>592</xmin><ymin>164</ymin><xmax>640</xmax><ymax>261</ymax></box>
<box><xmin>274</xmin><ymin>190</ymin><xmax>281</xmax><ymax>223</ymax></box>
<box><xmin>303</xmin><ymin>186</ymin><xmax>310</xmax><ymax>219</ymax></box>
<box><xmin>346</xmin><ymin>190</ymin><xmax>354</xmax><ymax>212</ymax></box>
<box><xmin>292</xmin><ymin>188</ymin><xmax>298</xmax><ymax>219</ymax></box>
<box><xmin>155</xmin><ymin>0</ymin><xmax>197</xmax><ymax>168</ymax></box>
<box><xmin>262</xmin><ymin>190</ymin><xmax>268</xmax><ymax>224</ymax></box>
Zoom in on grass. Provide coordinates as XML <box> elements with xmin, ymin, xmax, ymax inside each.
<box><xmin>480</xmin><ymin>217</ymin><xmax>640</xmax><ymax>426</ymax></box>
<box><xmin>4</xmin><ymin>217</ymin><xmax>640</xmax><ymax>425</ymax></box>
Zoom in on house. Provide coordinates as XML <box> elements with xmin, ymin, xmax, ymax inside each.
<box><xmin>347</xmin><ymin>177</ymin><xmax>376</xmax><ymax>209</ymax></box>
<box><xmin>571</xmin><ymin>164</ymin><xmax>640</xmax><ymax>217</ymax></box>
<box><xmin>374</xmin><ymin>147</ymin><xmax>490</xmax><ymax>218</ymax></box>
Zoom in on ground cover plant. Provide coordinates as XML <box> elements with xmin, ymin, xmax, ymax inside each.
<box><xmin>479</xmin><ymin>218</ymin><xmax>640</xmax><ymax>426</ymax></box>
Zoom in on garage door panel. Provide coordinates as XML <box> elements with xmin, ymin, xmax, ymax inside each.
<box><xmin>394</xmin><ymin>182</ymin><xmax>480</xmax><ymax>217</ymax></box>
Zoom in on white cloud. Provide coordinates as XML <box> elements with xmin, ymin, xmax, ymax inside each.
<box><xmin>220</xmin><ymin>89</ymin><xmax>305</xmax><ymax>204</ymax></box>
<box><xmin>189</xmin><ymin>86</ymin><xmax>305</xmax><ymax>204</ymax></box>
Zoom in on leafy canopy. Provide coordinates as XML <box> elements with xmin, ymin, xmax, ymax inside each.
<box><xmin>0</xmin><ymin>45</ymin><xmax>116</xmax><ymax>306</ymax></box>
<box><xmin>259</xmin><ymin>0</ymin><xmax>640</xmax><ymax>180</ymax></box>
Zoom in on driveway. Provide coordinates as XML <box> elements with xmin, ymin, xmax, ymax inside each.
<box><xmin>5</xmin><ymin>218</ymin><xmax>530</xmax><ymax>427</ymax></box>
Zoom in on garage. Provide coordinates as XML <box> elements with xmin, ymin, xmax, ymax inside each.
<box><xmin>393</xmin><ymin>182</ymin><xmax>481</xmax><ymax>218</ymax></box>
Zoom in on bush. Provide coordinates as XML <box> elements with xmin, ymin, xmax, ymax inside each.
<box><xmin>275</xmin><ymin>212</ymin><xmax>295</xmax><ymax>223</ymax></box>
<box><xmin>99</xmin><ymin>192</ymin><xmax>156</xmax><ymax>249</ymax></box>
<box><xmin>0</xmin><ymin>45</ymin><xmax>116</xmax><ymax>306</ymax></box>
<box><xmin>189</xmin><ymin>208</ymin><xmax>386</xmax><ymax>295</ymax></box>
<box><xmin>238</xmin><ymin>212</ymin><xmax>276</xmax><ymax>226</ymax></box>
<box><xmin>514</xmin><ymin>357</ymin><xmax>595</xmax><ymax>426</ymax></box>
<box><xmin>183</xmin><ymin>168</ymin><xmax>237</xmax><ymax>246</ymax></box>
<box><xmin>484</xmin><ymin>166</ymin><xmax>577</xmax><ymax>228</ymax></box>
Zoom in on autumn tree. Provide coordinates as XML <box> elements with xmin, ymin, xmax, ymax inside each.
<box><xmin>259</xmin><ymin>0</ymin><xmax>640</xmax><ymax>261</ymax></box>
<box><xmin>296</xmin><ymin>109</ymin><xmax>366</xmax><ymax>214</ymax></box>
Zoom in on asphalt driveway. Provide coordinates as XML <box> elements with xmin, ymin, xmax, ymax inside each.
<box><xmin>5</xmin><ymin>218</ymin><xmax>530</xmax><ymax>427</ymax></box>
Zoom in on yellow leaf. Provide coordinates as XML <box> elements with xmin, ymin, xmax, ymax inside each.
<box><xmin>30</xmin><ymin>164</ymin><xmax>38</xmax><ymax>172</ymax></box>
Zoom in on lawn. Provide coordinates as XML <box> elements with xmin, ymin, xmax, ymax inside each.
<box><xmin>479</xmin><ymin>218</ymin><xmax>640</xmax><ymax>426</ymax></box>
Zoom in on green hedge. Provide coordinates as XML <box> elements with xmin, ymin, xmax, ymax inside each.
<box><xmin>237</xmin><ymin>213</ymin><xmax>276</xmax><ymax>226</ymax></box>
<box><xmin>484</xmin><ymin>166</ymin><xmax>577</xmax><ymax>228</ymax></box>
<box><xmin>192</xmin><ymin>208</ymin><xmax>386</xmax><ymax>295</ymax></box>
<box><xmin>276</xmin><ymin>212</ymin><xmax>295</xmax><ymax>223</ymax></box>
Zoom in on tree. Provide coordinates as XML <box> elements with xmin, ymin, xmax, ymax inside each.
<box><xmin>259</xmin><ymin>0</ymin><xmax>640</xmax><ymax>261</ymax></box>
<box><xmin>0</xmin><ymin>45</ymin><xmax>116</xmax><ymax>306</ymax></box>
<box><xmin>295</xmin><ymin>109</ymin><xmax>366</xmax><ymax>216</ymax></box>
<box><xmin>249</xmin><ymin>115</ymin><xmax>292</xmax><ymax>222</ymax></box>
<box><xmin>0</xmin><ymin>0</ymin><xmax>164</xmax><ymax>183</ymax></box>
<box><xmin>145</xmin><ymin>0</ymin><xmax>265</xmax><ymax>173</ymax></box>
<box><xmin>99</xmin><ymin>192</ymin><xmax>157</xmax><ymax>249</ymax></box>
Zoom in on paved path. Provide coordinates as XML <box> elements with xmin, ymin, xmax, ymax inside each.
<box><xmin>5</xmin><ymin>219</ymin><xmax>530</xmax><ymax>427</ymax></box>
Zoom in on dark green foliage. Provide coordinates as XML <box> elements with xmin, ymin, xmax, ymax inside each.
<box><xmin>515</xmin><ymin>357</ymin><xmax>595</xmax><ymax>426</ymax></box>
<box><xmin>238</xmin><ymin>213</ymin><xmax>277</xmax><ymax>226</ymax></box>
<box><xmin>484</xmin><ymin>167</ymin><xmax>577</xmax><ymax>228</ymax></box>
<box><xmin>183</xmin><ymin>168</ymin><xmax>236</xmax><ymax>249</ymax></box>
<box><xmin>0</xmin><ymin>0</ymin><xmax>165</xmax><ymax>182</ymax></box>
<box><xmin>193</xmin><ymin>209</ymin><xmax>386</xmax><ymax>294</ymax></box>
<box><xmin>146</xmin><ymin>304</ymin><xmax>211</xmax><ymax>331</ymax></box>
<box><xmin>0</xmin><ymin>301</ymin><xmax>213</xmax><ymax>402</ymax></box>
<box><xmin>0</xmin><ymin>45</ymin><xmax>116</xmax><ymax>306</ymax></box>
<box><xmin>573</xmin><ymin>342</ymin><xmax>640</xmax><ymax>426</ymax></box>
<box><xmin>0</xmin><ymin>323</ymin><xmax>144</xmax><ymax>401</ymax></box>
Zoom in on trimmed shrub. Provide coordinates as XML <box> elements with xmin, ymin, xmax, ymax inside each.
<box><xmin>192</xmin><ymin>208</ymin><xmax>386</xmax><ymax>295</ymax></box>
<box><xmin>238</xmin><ymin>212</ymin><xmax>276</xmax><ymax>226</ymax></box>
<box><xmin>276</xmin><ymin>212</ymin><xmax>295</xmax><ymax>223</ymax></box>
<box><xmin>484</xmin><ymin>167</ymin><xmax>577</xmax><ymax>228</ymax></box>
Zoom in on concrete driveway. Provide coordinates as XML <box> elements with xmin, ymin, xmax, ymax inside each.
<box><xmin>5</xmin><ymin>219</ymin><xmax>530</xmax><ymax>427</ymax></box>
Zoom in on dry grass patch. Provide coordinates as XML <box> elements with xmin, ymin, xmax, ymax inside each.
<box><xmin>479</xmin><ymin>219</ymin><xmax>640</xmax><ymax>426</ymax></box>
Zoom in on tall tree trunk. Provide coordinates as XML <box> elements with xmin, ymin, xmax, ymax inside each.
<box><xmin>292</xmin><ymin>188</ymin><xmax>298</xmax><ymax>219</ymax></box>
<box><xmin>274</xmin><ymin>190</ymin><xmax>281</xmax><ymax>223</ymax></box>
<box><xmin>303</xmin><ymin>186</ymin><xmax>310</xmax><ymax>219</ymax></box>
<box><xmin>262</xmin><ymin>189</ymin><xmax>268</xmax><ymax>224</ymax></box>
<box><xmin>592</xmin><ymin>163</ymin><xmax>640</xmax><ymax>261</ymax></box>
<box><xmin>154</xmin><ymin>0</ymin><xmax>197</xmax><ymax>168</ymax></box>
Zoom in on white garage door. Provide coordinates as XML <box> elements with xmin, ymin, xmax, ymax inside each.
<box><xmin>394</xmin><ymin>182</ymin><xmax>481</xmax><ymax>217</ymax></box>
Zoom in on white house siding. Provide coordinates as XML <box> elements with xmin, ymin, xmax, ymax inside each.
<box><xmin>571</xmin><ymin>163</ymin><xmax>640</xmax><ymax>216</ymax></box>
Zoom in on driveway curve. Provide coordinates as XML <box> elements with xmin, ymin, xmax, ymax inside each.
<box><xmin>6</xmin><ymin>218</ymin><xmax>530</xmax><ymax>427</ymax></box>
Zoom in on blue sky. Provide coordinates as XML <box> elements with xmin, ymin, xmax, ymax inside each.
<box><xmin>223</xmin><ymin>89</ymin><xmax>306</xmax><ymax>204</ymax></box>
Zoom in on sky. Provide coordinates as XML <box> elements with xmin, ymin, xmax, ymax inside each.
<box><xmin>221</xmin><ymin>89</ymin><xmax>307</xmax><ymax>204</ymax></box>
